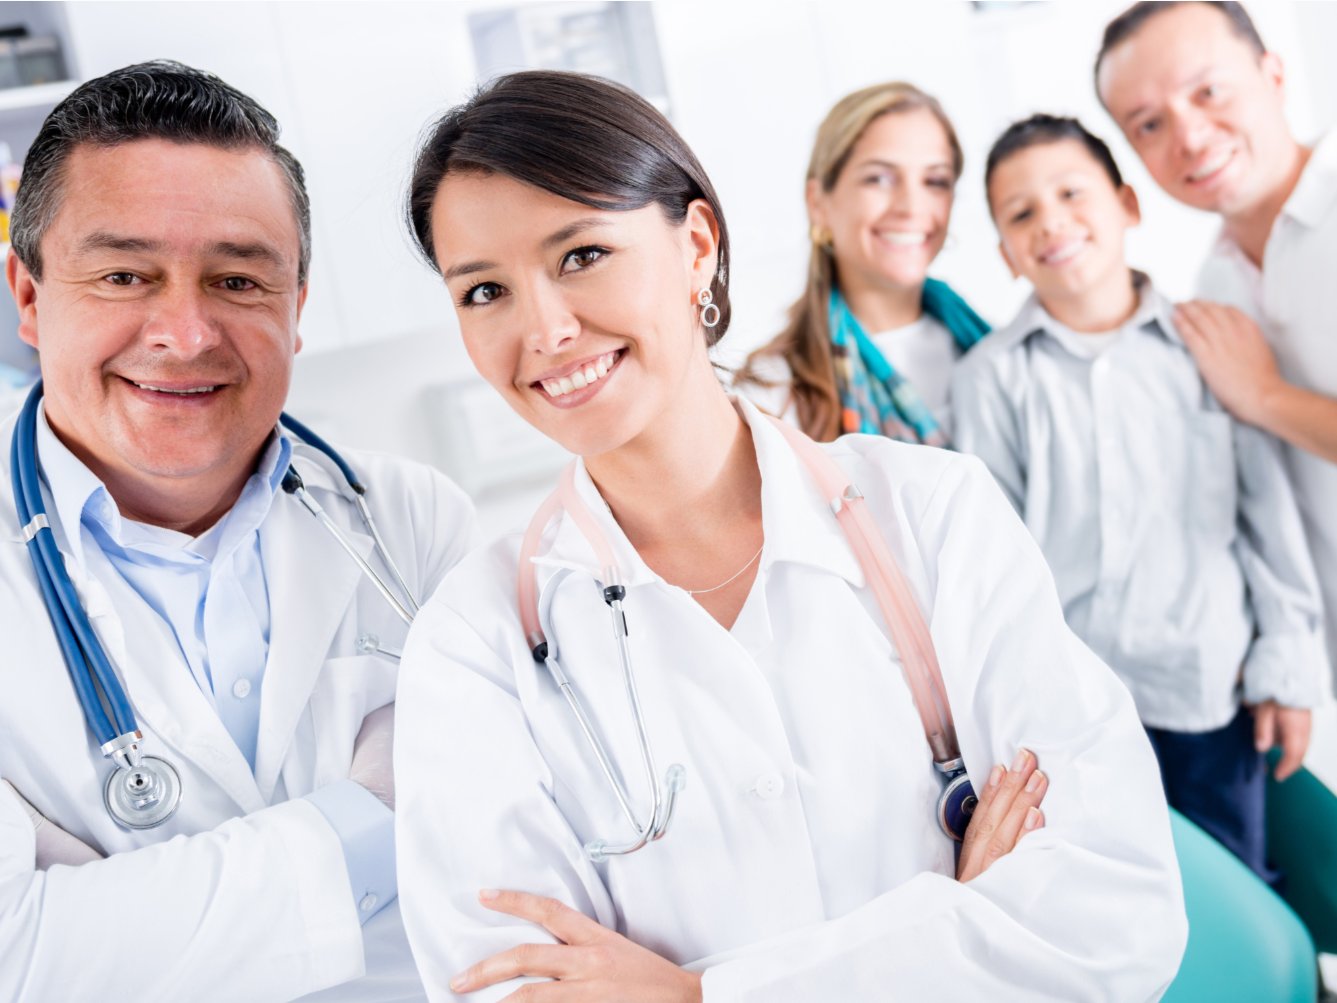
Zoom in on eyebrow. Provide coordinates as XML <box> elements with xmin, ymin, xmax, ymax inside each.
<box><xmin>995</xmin><ymin>169</ymin><xmax>1093</xmax><ymax>210</ymax></box>
<box><xmin>1120</xmin><ymin>68</ymin><xmax>1211</xmax><ymax>126</ymax></box>
<box><xmin>853</xmin><ymin>157</ymin><xmax>954</xmax><ymax>172</ymax></box>
<box><xmin>441</xmin><ymin>218</ymin><xmax>613</xmax><ymax>282</ymax></box>
<box><xmin>75</xmin><ymin>231</ymin><xmax>287</xmax><ymax>269</ymax></box>
<box><xmin>540</xmin><ymin>217</ymin><xmax>612</xmax><ymax>249</ymax></box>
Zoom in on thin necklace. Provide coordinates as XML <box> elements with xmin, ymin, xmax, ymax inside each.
<box><xmin>684</xmin><ymin>544</ymin><xmax>764</xmax><ymax>596</ymax></box>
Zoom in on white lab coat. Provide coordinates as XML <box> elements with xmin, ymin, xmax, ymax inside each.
<box><xmin>395</xmin><ymin>399</ymin><xmax>1187</xmax><ymax>1002</ymax></box>
<box><xmin>0</xmin><ymin>412</ymin><xmax>478</xmax><ymax>1003</ymax></box>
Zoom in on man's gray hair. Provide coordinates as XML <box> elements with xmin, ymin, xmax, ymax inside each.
<box><xmin>11</xmin><ymin>59</ymin><xmax>311</xmax><ymax>283</ymax></box>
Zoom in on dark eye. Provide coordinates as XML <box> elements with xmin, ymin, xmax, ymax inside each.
<box><xmin>104</xmin><ymin>272</ymin><xmax>138</xmax><ymax>286</ymax></box>
<box><xmin>1136</xmin><ymin>117</ymin><xmax>1162</xmax><ymax>139</ymax></box>
<box><xmin>926</xmin><ymin>176</ymin><xmax>954</xmax><ymax>190</ymax></box>
<box><xmin>561</xmin><ymin>246</ymin><xmax>607</xmax><ymax>273</ymax></box>
<box><xmin>220</xmin><ymin>276</ymin><xmax>256</xmax><ymax>292</ymax></box>
<box><xmin>1200</xmin><ymin>83</ymin><xmax>1219</xmax><ymax>101</ymax></box>
<box><xmin>1061</xmin><ymin>187</ymin><xmax>1082</xmax><ymax>200</ymax></box>
<box><xmin>1009</xmin><ymin>208</ymin><xmax>1033</xmax><ymax>224</ymax></box>
<box><xmin>462</xmin><ymin>281</ymin><xmax>505</xmax><ymax>307</ymax></box>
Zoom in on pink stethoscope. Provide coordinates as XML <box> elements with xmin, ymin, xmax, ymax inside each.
<box><xmin>518</xmin><ymin>416</ymin><xmax>974</xmax><ymax>861</ymax></box>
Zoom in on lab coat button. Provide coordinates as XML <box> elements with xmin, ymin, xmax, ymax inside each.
<box><xmin>751</xmin><ymin>772</ymin><xmax>784</xmax><ymax>800</ymax></box>
<box><xmin>232</xmin><ymin>678</ymin><xmax>252</xmax><ymax>699</ymax></box>
<box><xmin>359</xmin><ymin>893</ymin><xmax>379</xmax><ymax>913</ymax></box>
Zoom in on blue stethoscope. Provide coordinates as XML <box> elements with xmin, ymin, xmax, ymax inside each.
<box><xmin>11</xmin><ymin>381</ymin><xmax>420</xmax><ymax>830</ymax></box>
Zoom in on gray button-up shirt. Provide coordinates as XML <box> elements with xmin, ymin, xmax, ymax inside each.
<box><xmin>951</xmin><ymin>280</ymin><xmax>1328</xmax><ymax>731</ymax></box>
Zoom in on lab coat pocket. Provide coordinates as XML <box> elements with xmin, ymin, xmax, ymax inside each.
<box><xmin>1188</xmin><ymin>413</ymin><xmax>1238</xmax><ymax>548</ymax></box>
<box><xmin>308</xmin><ymin>653</ymin><xmax>398</xmax><ymax>786</ymax></box>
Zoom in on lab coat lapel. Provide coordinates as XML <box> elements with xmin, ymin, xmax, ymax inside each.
<box><xmin>253</xmin><ymin>487</ymin><xmax>369</xmax><ymax>801</ymax></box>
<box><xmin>68</xmin><ymin>552</ymin><xmax>268</xmax><ymax>815</ymax></box>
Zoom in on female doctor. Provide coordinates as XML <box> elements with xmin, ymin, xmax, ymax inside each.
<box><xmin>394</xmin><ymin>71</ymin><xmax>1186</xmax><ymax>1002</ymax></box>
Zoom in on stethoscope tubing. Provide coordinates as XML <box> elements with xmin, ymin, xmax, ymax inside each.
<box><xmin>279</xmin><ymin>413</ymin><xmax>421</xmax><ymax>617</ymax></box>
<box><xmin>519</xmin><ymin>415</ymin><xmax>975</xmax><ymax>854</ymax></box>
<box><xmin>14</xmin><ymin>384</ymin><xmax>135</xmax><ymax>746</ymax></box>
<box><xmin>12</xmin><ymin>382</ymin><xmax>421</xmax><ymax>829</ymax></box>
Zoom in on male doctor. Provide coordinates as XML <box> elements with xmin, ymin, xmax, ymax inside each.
<box><xmin>0</xmin><ymin>62</ymin><xmax>477</xmax><ymax>1000</ymax></box>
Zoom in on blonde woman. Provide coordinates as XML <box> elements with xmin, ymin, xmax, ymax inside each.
<box><xmin>741</xmin><ymin>83</ymin><xmax>988</xmax><ymax>444</ymax></box>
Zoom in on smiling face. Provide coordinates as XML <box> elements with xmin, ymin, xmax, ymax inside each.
<box><xmin>809</xmin><ymin>107</ymin><xmax>955</xmax><ymax>296</ymax></box>
<box><xmin>989</xmin><ymin>139</ymin><xmax>1140</xmax><ymax>312</ymax></box>
<box><xmin>7</xmin><ymin>138</ymin><xmax>306</xmax><ymax>521</ymax></box>
<box><xmin>430</xmin><ymin>171</ymin><xmax>720</xmax><ymax>459</ymax></box>
<box><xmin>1097</xmin><ymin>2</ymin><xmax>1292</xmax><ymax>217</ymax></box>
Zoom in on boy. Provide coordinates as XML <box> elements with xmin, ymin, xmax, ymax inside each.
<box><xmin>952</xmin><ymin>113</ymin><xmax>1327</xmax><ymax>880</ymax></box>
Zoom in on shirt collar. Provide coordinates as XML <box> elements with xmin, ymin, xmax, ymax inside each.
<box><xmin>1211</xmin><ymin>129</ymin><xmax>1337</xmax><ymax>257</ymax></box>
<box><xmin>530</xmin><ymin>394</ymin><xmax>863</xmax><ymax>591</ymax></box>
<box><xmin>1007</xmin><ymin>272</ymin><xmax>1180</xmax><ymax>356</ymax></box>
<box><xmin>1282</xmin><ymin>129</ymin><xmax>1337</xmax><ymax>230</ymax></box>
<box><xmin>35</xmin><ymin>403</ymin><xmax>292</xmax><ymax>570</ymax></box>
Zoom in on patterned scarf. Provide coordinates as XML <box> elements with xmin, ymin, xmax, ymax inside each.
<box><xmin>830</xmin><ymin>278</ymin><xmax>989</xmax><ymax>446</ymax></box>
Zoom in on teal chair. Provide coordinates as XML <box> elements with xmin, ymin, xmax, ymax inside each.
<box><xmin>1268</xmin><ymin>761</ymin><xmax>1337</xmax><ymax>954</ymax></box>
<box><xmin>1162</xmin><ymin>809</ymin><xmax>1316</xmax><ymax>1003</ymax></box>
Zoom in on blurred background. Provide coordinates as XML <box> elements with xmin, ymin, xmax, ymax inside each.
<box><xmin>0</xmin><ymin>0</ymin><xmax>1332</xmax><ymax>534</ymax></box>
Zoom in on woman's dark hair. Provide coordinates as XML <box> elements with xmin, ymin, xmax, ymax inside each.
<box><xmin>985</xmin><ymin>114</ymin><xmax>1125</xmax><ymax>208</ymax></box>
<box><xmin>13</xmin><ymin>59</ymin><xmax>310</xmax><ymax>284</ymax></box>
<box><xmin>407</xmin><ymin>70</ymin><xmax>732</xmax><ymax>344</ymax></box>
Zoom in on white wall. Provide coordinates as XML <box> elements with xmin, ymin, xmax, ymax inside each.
<box><xmin>55</xmin><ymin>1</ymin><xmax>1331</xmax><ymax>359</ymax></box>
<box><xmin>8</xmin><ymin>1</ymin><xmax>1334</xmax><ymax>534</ymax></box>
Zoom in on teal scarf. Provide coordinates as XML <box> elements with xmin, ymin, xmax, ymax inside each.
<box><xmin>830</xmin><ymin>278</ymin><xmax>989</xmax><ymax>446</ymax></box>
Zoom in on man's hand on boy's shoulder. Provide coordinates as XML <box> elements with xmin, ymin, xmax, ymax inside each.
<box><xmin>1174</xmin><ymin>300</ymin><xmax>1282</xmax><ymax>427</ymax></box>
<box><xmin>1176</xmin><ymin>299</ymin><xmax>1337</xmax><ymax>464</ymax></box>
<box><xmin>1250</xmin><ymin>700</ymin><xmax>1312</xmax><ymax>781</ymax></box>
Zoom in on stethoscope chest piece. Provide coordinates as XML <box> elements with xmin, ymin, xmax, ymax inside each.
<box><xmin>103</xmin><ymin>755</ymin><xmax>182</xmax><ymax>830</ymax></box>
<box><xmin>936</xmin><ymin>763</ymin><xmax>978</xmax><ymax>843</ymax></box>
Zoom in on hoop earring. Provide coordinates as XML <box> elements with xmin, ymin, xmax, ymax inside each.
<box><xmin>697</xmin><ymin>287</ymin><xmax>721</xmax><ymax>329</ymax></box>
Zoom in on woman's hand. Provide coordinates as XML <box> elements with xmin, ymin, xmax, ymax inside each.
<box><xmin>449</xmin><ymin>890</ymin><xmax>703</xmax><ymax>1002</ymax></box>
<box><xmin>956</xmin><ymin>748</ymin><xmax>1047</xmax><ymax>883</ymax></box>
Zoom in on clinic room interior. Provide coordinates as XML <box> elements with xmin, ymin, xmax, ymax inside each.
<box><xmin>3</xmin><ymin>1</ymin><xmax>1337</xmax><ymax>1000</ymax></box>
<box><xmin>0</xmin><ymin>0</ymin><xmax>1330</xmax><ymax>532</ymax></box>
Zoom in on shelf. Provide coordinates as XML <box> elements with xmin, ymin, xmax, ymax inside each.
<box><xmin>0</xmin><ymin>79</ymin><xmax>76</xmax><ymax>114</ymax></box>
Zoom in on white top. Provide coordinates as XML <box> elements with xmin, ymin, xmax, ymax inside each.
<box><xmin>395</xmin><ymin>397</ymin><xmax>1186</xmax><ymax>1002</ymax></box>
<box><xmin>953</xmin><ymin>283</ymin><xmax>1327</xmax><ymax>732</ymax></box>
<box><xmin>1198</xmin><ymin>128</ymin><xmax>1337</xmax><ymax>683</ymax></box>
<box><xmin>740</xmin><ymin>314</ymin><xmax>959</xmax><ymax>435</ymax></box>
<box><xmin>0</xmin><ymin>412</ymin><xmax>480</xmax><ymax>1003</ymax></box>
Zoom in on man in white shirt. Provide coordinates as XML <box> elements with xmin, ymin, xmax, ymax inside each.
<box><xmin>0</xmin><ymin>61</ymin><xmax>477</xmax><ymax>1000</ymax></box>
<box><xmin>1096</xmin><ymin>0</ymin><xmax>1337</xmax><ymax>717</ymax></box>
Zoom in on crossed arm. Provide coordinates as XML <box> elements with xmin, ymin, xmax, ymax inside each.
<box><xmin>448</xmin><ymin>753</ymin><xmax>1050</xmax><ymax>1001</ymax></box>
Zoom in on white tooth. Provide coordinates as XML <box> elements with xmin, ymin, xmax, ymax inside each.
<box><xmin>570</xmin><ymin>370</ymin><xmax>588</xmax><ymax>390</ymax></box>
<box><xmin>883</xmin><ymin>232</ymin><xmax>926</xmax><ymax>246</ymax></box>
<box><xmin>558</xmin><ymin>376</ymin><xmax>575</xmax><ymax>395</ymax></box>
<box><xmin>595</xmin><ymin>358</ymin><xmax>609</xmax><ymax>378</ymax></box>
<box><xmin>583</xmin><ymin>365</ymin><xmax>599</xmax><ymax>384</ymax></box>
<box><xmin>543</xmin><ymin>380</ymin><xmax>561</xmax><ymax>397</ymax></box>
<box><xmin>1191</xmin><ymin>150</ymin><xmax>1232</xmax><ymax>181</ymax></box>
<box><xmin>136</xmin><ymin>383</ymin><xmax>215</xmax><ymax>394</ymax></box>
<box><xmin>1043</xmin><ymin>241</ymin><xmax>1084</xmax><ymax>264</ymax></box>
